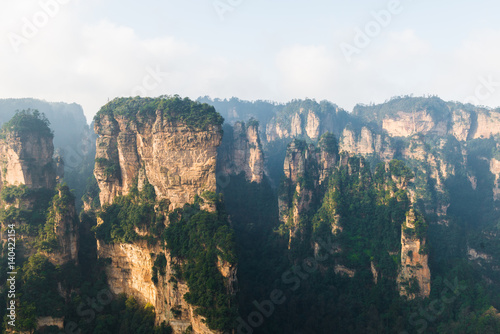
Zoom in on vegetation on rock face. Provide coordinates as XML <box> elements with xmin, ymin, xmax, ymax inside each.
<box><xmin>163</xmin><ymin>194</ymin><xmax>237</xmax><ymax>331</ymax></box>
<box><xmin>311</xmin><ymin>158</ymin><xmax>413</xmax><ymax>270</ymax></box>
<box><xmin>0</xmin><ymin>184</ymin><xmax>55</xmax><ymax>238</ymax></box>
<box><xmin>93</xmin><ymin>177</ymin><xmax>161</xmax><ymax>244</ymax></box>
<box><xmin>319</xmin><ymin>132</ymin><xmax>339</xmax><ymax>156</ymax></box>
<box><xmin>63</xmin><ymin>285</ymin><xmax>173</xmax><ymax>334</ymax></box>
<box><xmin>0</xmin><ymin>111</ymin><xmax>172</xmax><ymax>333</ymax></box>
<box><xmin>0</xmin><ymin>184</ymin><xmax>28</xmax><ymax>203</ymax></box>
<box><xmin>94</xmin><ymin>181</ymin><xmax>237</xmax><ymax>331</ymax></box>
<box><xmin>354</xmin><ymin>95</ymin><xmax>450</xmax><ymax>125</ymax></box>
<box><xmin>81</xmin><ymin>174</ymin><xmax>101</xmax><ymax>211</ymax></box>
<box><xmin>37</xmin><ymin>184</ymin><xmax>76</xmax><ymax>253</ymax></box>
<box><xmin>5</xmin><ymin>95</ymin><xmax>500</xmax><ymax>333</ymax></box>
<box><xmin>246</xmin><ymin>117</ymin><xmax>260</xmax><ymax>129</ymax></box>
<box><xmin>0</xmin><ymin>109</ymin><xmax>53</xmax><ymax>138</ymax></box>
<box><xmin>94</xmin><ymin>96</ymin><xmax>224</xmax><ymax>131</ymax></box>
<box><xmin>95</xmin><ymin>157</ymin><xmax>121</xmax><ymax>179</ymax></box>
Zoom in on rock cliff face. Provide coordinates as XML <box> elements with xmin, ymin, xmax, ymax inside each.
<box><xmin>339</xmin><ymin>126</ymin><xmax>395</xmax><ymax>160</ymax></box>
<box><xmin>218</xmin><ymin>121</ymin><xmax>265</xmax><ymax>183</ymax></box>
<box><xmin>0</xmin><ymin>126</ymin><xmax>78</xmax><ymax>266</ymax></box>
<box><xmin>93</xmin><ymin>98</ymin><xmax>233</xmax><ymax>333</ymax></box>
<box><xmin>97</xmin><ymin>240</ymin><xmax>224</xmax><ymax>334</ymax></box>
<box><xmin>279</xmin><ymin>141</ymin><xmax>316</xmax><ymax>245</ymax></box>
<box><xmin>382</xmin><ymin>110</ymin><xmax>448</xmax><ymax>138</ymax></box>
<box><xmin>279</xmin><ymin>137</ymin><xmax>338</xmax><ymax>247</ymax></box>
<box><xmin>279</xmin><ymin>136</ymin><xmax>431</xmax><ymax>299</ymax></box>
<box><xmin>473</xmin><ymin>110</ymin><xmax>500</xmax><ymax>139</ymax></box>
<box><xmin>94</xmin><ymin>111</ymin><xmax>222</xmax><ymax>209</ymax></box>
<box><xmin>397</xmin><ymin>210</ymin><xmax>431</xmax><ymax>299</ymax></box>
<box><xmin>350</xmin><ymin>98</ymin><xmax>500</xmax><ymax>143</ymax></box>
<box><xmin>491</xmin><ymin>158</ymin><xmax>500</xmax><ymax>201</ymax></box>
<box><xmin>45</xmin><ymin>186</ymin><xmax>79</xmax><ymax>266</ymax></box>
<box><xmin>265</xmin><ymin>102</ymin><xmax>343</xmax><ymax>143</ymax></box>
<box><xmin>0</xmin><ymin>131</ymin><xmax>56</xmax><ymax>189</ymax></box>
<box><xmin>0</xmin><ymin>114</ymin><xmax>80</xmax><ymax>333</ymax></box>
<box><xmin>451</xmin><ymin>109</ymin><xmax>472</xmax><ymax>141</ymax></box>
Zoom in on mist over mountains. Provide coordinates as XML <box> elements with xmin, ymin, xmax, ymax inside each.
<box><xmin>1</xmin><ymin>95</ymin><xmax>500</xmax><ymax>333</ymax></box>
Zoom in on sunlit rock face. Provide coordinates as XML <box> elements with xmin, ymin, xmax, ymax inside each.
<box><xmin>0</xmin><ymin>131</ymin><xmax>56</xmax><ymax>189</ymax></box>
<box><xmin>94</xmin><ymin>111</ymin><xmax>222</xmax><ymax>209</ymax></box>
<box><xmin>397</xmin><ymin>210</ymin><xmax>431</xmax><ymax>300</ymax></box>
<box><xmin>94</xmin><ymin>101</ymin><xmax>232</xmax><ymax>333</ymax></box>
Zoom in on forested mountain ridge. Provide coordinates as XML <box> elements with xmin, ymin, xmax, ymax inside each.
<box><xmin>1</xmin><ymin>95</ymin><xmax>500</xmax><ymax>333</ymax></box>
<box><xmin>207</xmin><ymin>95</ymin><xmax>500</xmax><ymax>333</ymax></box>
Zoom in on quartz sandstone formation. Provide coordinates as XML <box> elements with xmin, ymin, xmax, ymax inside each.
<box><xmin>0</xmin><ymin>121</ymin><xmax>79</xmax><ymax>330</ymax></box>
<box><xmin>339</xmin><ymin>126</ymin><xmax>395</xmax><ymax>161</ymax></box>
<box><xmin>94</xmin><ymin>110</ymin><xmax>222</xmax><ymax>209</ymax></box>
<box><xmin>491</xmin><ymin>158</ymin><xmax>500</xmax><ymax>201</ymax></box>
<box><xmin>382</xmin><ymin>110</ymin><xmax>448</xmax><ymax>138</ymax></box>
<box><xmin>279</xmin><ymin>138</ymin><xmax>337</xmax><ymax>247</ymax></box>
<box><xmin>473</xmin><ymin>110</ymin><xmax>500</xmax><ymax>139</ymax></box>
<box><xmin>218</xmin><ymin>121</ymin><xmax>265</xmax><ymax>183</ymax></box>
<box><xmin>45</xmin><ymin>186</ymin><xmax>80</xmax><ymax>266</ymax></box>
<box><xmin>397</xmin><ymin>210</ymin><xmax>431</xmax><ymax>299</ymax></box>
<box><xmin>97</xmin><ymin>240</ymin><xmax>235</xmax><ymax>334</ymax></box>
<box><xmin>0</xmin><ymin>127</ymin><xmax>78</xmax><ymax>266</ymax></box>
<box><xmin>94</xmin><ymin>105</ymin><xmax>233</xmax><ymax>334</ymax></box>
<box><xmin>451</xmin><ymin>109</ymin><xmax>472</xmax><ymax>141</ymax></box>
<box><xmin>265</xmin><ymin>106</ymin><xmax>340</xmax><ymax>142</ymax></box>
<box><xmin>0</xmin><ymin>131</ymin><xmax>56</xmax><ymax>189</ymax></box>
<box><xmin>279</xmin><ymin>137</ymin><xmax>431</xmax><ymax>299</ymax></box>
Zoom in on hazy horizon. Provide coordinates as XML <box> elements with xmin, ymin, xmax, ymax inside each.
<box><xmin>2</xmin><ymin>0</ymin><xmax>500</xmax><ymax>121</ymax></box>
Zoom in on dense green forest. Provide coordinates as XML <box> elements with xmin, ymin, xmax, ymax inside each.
<box><xmin>95</xmin><ymin>96</ymin><xmax>224</xmax><ymax>131</ymax></box>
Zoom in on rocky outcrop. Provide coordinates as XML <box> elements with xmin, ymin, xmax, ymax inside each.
<box><xmin>339</xmin><ymin>126</ymin><xmax>395</xmax><ymax>161</ymax></box>
<box><xmin>218</xmin><ymin>121</ymin><xmax>265</xmax><ymax>183</ymax></box>
<box><xmin>279</xmin><ymin>137</ymin><xmax>338</xmax><ymax>246</ymax></box>
<box><xmin>397</xmin><ymin>210</ymin><xmax>431</xmax><ymax>300</ymax></box>
<box><xmin>491</xmin><ymin>158</ymin><xmax>500</xmax><ymax>201</ymax></box>
<box><xmin>306</xmin><ymin>110</ymin><xmax>321</xmax><ymax>140</ymax></box>
<box><xmin>45</xmin><ymin>186</ymin><xmax>79</xmax><ymax>266</ymax></box>
<box><xmin>94</xmin><ymin>99</ymin><xmax>233</xmax><ymax>333</ymax></box>
<box><xmin>0</xmin><ymin>125</ymin><xmax>78</xmax><ymax>266</ymax></box>
<box><xmin>94</xmin><ymin>111</ymin><xmax>222</xmax><ymax>209</ymax></box>
<box><xmin>382</xmin><ymin>110</ymin><xmax>448</xmax><ymax>138</ymax></box>
<box><xmin>265</xmin><ymin>122</ymin><xmax>289</xmax><ymax>142</ymax></box>
<box><xmin>451</xmin><ymin>109</ymin><xmax>472</xmax><ymax>141</ymax></box>
<box><xmin>473</xmin><ymin>110</ymin><xmax>500</xmax><ymax>139</ymax></box>
<box><xmin>265</xmin><ymin>102</ymin><xmax>344</xmax><ymax>142</ymax></box>
<box><xmin>98</xmin><ymin>240</ymin><xmax>226</xmax><ymax>334</ymax></box>
<box><xmin>0</xmin><ymin>131</ymin><xmax>56</xmax><ymax>189</ymax></box>
<box><xmin>334</xmin><ymin>265</ymin><xmax>356</xmax><ymax>278</ymax></box>
<box><xmin>279</xmin><ymin>141</ymin><xmax>316</xmax><ymax>245</ymax></box>
<box><xmin>468</xmin><ymin>247</ymin><xmax>493</xmax><ymax>262</ymax></box>
<box><xmin>401</xmin><ymin>135</ymin><xmax>461</xmax><ymax>221</ymax></box>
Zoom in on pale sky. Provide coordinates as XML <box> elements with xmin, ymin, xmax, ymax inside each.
<box><xmin>2</xmin><ymin>0</ymin><xmax>500</xmax><ymax>121</ymax></box>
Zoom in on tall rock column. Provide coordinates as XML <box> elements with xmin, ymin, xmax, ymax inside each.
<box><xmin>93</xmin><ymin>97</ymin><xmax>233</xmax><ymax>334</ymax></box>
<box><xmin>0</xmin><ymin>112</ymin><xmax>78</xmax><ymax>266</ymax></box>
<box><xmin>94</xmin><ymin>109</ymin><xmax>222</xmax><ymax>209</ymax></box>
<box><xmin>217</xmin><ymin>120</ymin><xmax>265</xmax><ymax>183</ymax></box>
<box><xmin>279</xmin><ymin>134</ymin><xmax>338</xmax><ymax>247</ymax></box>
<box><xmin>397</xmin><ymin>209</ymin><xmax>431</xmax><ymax>299</ymax></box>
